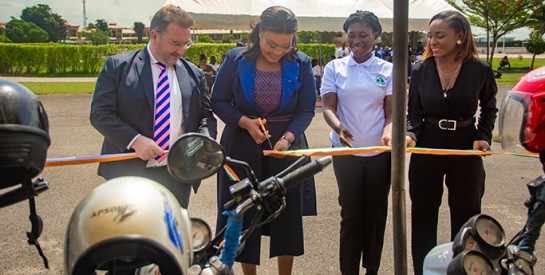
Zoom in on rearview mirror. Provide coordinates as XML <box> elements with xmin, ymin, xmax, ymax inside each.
<box><xmin>167</xmin><ymin>133</ymin><xmax>226</xmax><ymax>182</ymax></box>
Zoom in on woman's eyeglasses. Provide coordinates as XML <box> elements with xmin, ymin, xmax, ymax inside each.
<box><xmin>261</xmin><ymin>35</ymin><xmax>294</xmax><ymax>52</ymax></box>
<box><xmin>264</xmin><ymin>40</ymin><xmax>293</xmax><ymax>51</ymax></box>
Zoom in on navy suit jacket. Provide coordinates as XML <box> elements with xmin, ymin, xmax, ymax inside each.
<box><xmin>90</xmin><ymin>48</ymin><xmax>217</xmax><ymax>179</ymax></box>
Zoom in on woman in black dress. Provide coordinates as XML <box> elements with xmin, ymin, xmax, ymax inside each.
<box><xmin>405</xmin><ymin>10</ymin><xmax>498</xmax><ymax>275</ymax></box>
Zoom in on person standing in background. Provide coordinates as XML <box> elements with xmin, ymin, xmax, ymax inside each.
<box><xmin>321</xmin><ymin>10</ymin><xmax>392</xmax><ymax>275</ymax></box>
<box><xmin>405</xmin><ymin>10</ymin><xmax>497</xmax><ymax>274</ymax></box>
<box><xmin>336</xmin><ymin>41</ymin><xmax>350</xmax><ymax>58</ymax></box>
<box><xmin>312</xmin><ymin>58</ymin><xmax>323</xmax><ymax>98</ymax></box>
<box><xmin>90</xmin><ymin>5</ymin><xmax>217</xmax><ymax>209</ymax></box>
<box><xmin>211</xmin><ymin>6</ymin><xmax>316</xmax><ymax>275</ymax></box>
<box><xmin>209</xmin><ymin>55</ymin><xmax>220</xmax><ymax>72</ymax></box>
<box><xmin>199</xmin><ymin>55</ymin><xmax>216</xmax><ymax>93</ymax></box>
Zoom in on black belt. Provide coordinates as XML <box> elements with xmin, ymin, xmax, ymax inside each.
<box><xmin>425</xmin><ymin>117</ymin><xmax>474</xmax><ymax>131</ymax></box>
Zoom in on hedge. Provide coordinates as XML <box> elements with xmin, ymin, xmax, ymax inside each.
<box><xmin>0</xmin><ymin>42</ymin><xmax>335</xmax><ymax>74</ymax></box>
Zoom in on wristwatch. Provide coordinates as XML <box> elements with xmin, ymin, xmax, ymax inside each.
<box><xmin>280</xmin><ymin>135</ymin><xmax>292</xmax><ymax>148</ymax></box>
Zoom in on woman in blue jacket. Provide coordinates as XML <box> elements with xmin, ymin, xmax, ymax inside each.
<box><xmin>211</xmin><ymin>6</ymin><xmax>316</xmax><ymax>275</ymax></box>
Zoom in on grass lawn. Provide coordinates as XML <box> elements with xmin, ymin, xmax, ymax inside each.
<box><xmin>495</xmin><ymin>73</ymin><xmax>525</xmax><ymax>86</ymax></box>
<box><xmin>21</xmin><ymin>82</ymin><xmax>96</xmax><ymax>95</ymax></box>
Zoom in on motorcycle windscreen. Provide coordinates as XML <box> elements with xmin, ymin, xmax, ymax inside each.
<box><xmin>499</xmin><ymin>90</ymin><xmax>529</xmax><ymax>151</ymax></box>
<box><xmin>500</xmin><ymin>90</ymin><xmax>545</xmax><ymax>152</ymax></box>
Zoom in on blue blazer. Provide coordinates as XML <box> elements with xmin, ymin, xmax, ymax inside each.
<box><xmin>90</xmin><ymin>48</ymin><xmax>217</xmax><ymax>179</ymax></box>
<box><xmin>211</xmin><ymin>47</ymin><xmax>316</xmax><ymax>140</ymax></box>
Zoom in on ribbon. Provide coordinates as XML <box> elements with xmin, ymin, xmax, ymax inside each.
<box><xmin>263</xmin><ymin>146</ymin><xmax>539</xmax><ymax>158</ymax></box>
<box><xmin>44</xmin><ymin>146</ymin><xmax>538</xmax><ymax>168</ymax></box>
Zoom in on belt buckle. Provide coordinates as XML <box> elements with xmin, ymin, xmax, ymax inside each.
<box><xmin>438</xmin><ymin>119</ymin><xmax>456</xmax><ymax>130</ymax></box>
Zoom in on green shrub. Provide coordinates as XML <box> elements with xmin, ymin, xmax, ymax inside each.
<box><xmin>0</xmin><ymin>42</ymin><xmax>336</xmax><ymax>74</ymax></box>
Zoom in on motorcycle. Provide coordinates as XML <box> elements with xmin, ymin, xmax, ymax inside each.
<box><xmin>64</xmin><ymin>133</ymin><xmax>332</xmax><ymax>274</ymax></box>
<box><xmin>423</xmin><ymin>175</ymin><xmax>544</xmax><ymax>274</ymax></box>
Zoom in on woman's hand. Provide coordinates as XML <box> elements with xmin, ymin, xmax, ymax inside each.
<box><xmin>239</xmin><ymin>116</ymin><xmax>270</xmax><ymax>145</ymax></box>
<box><xmin>337</xmin><ymin>125</ymin><xmax>354</xmax><ymax>147</ymax></box>
<box><xmin>271</xmin><ymin>132</ymin><xmax>295</xmax><ymax>159</ymax></box>
<box><xmin>405</xmin><ymin>136</ymin><xmax>416</xmax><ymax>147</ymax></box>
<box><xmin>381</xmin><ymin>132</ymin><xmax>392</xmax><ymax>146</ymax></box>
<box><xmin>473</xmin><ymin>140</ymin><xmax>491</xmax><ymax>152</ymax></box>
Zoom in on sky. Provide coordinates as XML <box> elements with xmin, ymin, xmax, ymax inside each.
<box><xmin>0</xmin><ymin>0</ymin><xmax>165</xmax><ymax>27</ymax></box>
<box><xmin>0</xmin><ymin>0</ymin><xmax>531</xmax><ymax>40</ymax></box>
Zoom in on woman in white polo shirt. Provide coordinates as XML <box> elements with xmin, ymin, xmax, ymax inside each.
<box><xmin>320</xmin><ymin>10</ymin><xmax>392</xmax><ymax>275</ymax></box>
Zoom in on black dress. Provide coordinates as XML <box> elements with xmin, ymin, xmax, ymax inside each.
<box><xmin>406</xmin><ymin>57</ymin><xmax>498</xmax><ymax>275</ymax></box>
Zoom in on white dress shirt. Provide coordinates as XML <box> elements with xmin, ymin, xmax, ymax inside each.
<box><xmin>145</xmin><ymin>45</ymin><xmax>184</xmax><ymax>167</ymax></box>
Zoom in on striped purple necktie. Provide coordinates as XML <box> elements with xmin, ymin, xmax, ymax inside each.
<box><xmin>154</xmin><ymin>62</ymin><xmax>170</xmax><ymax>163</ymax></box>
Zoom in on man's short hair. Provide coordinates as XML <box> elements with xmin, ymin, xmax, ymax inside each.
<box><xmin>150</xmin><ymin>4</ymin><xmax>194</xmax><ymax>32</ymax></box>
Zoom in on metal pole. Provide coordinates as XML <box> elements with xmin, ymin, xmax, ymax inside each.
<box><xmin>392</xmin><ymin>0</ymin><xmax>408</xmax><ymax>274</ymax></box>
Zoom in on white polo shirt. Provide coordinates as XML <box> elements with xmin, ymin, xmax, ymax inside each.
<box><xmin>320</xmin><ymin>54</ymin><xmax>393</xmax><ymax>156</ymax></box>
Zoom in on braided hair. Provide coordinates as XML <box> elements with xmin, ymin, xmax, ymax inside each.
<box><xmin>342</xmin><ymin>10</ymin><xmax>382</xmax><ymax>35</ymax></box>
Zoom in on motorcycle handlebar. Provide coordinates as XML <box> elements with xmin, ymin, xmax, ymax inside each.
<box><xmin>278</xmin><ymin>157</ymin><xmax>332</xmax><ymax>192</ymax></box>
<box><xmin>222</xmin><ymin>157</ymin><xmax>332</xmax><ymax>213</ymax></box>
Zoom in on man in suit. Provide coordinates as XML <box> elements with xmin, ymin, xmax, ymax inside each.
<box><xmin>90</xmin><ymin>5</ymin><xmax>217</xmax><ymax>208</ymax></box>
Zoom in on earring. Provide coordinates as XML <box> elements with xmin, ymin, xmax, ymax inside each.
<box><xmin>456</xmin><ymin>40</ymin><xmax>462</xmax><ymax>45</ymax></box>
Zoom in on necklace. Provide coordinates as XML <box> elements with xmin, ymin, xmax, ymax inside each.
<box><xmin>437</xmin><ymin>62</ymin><xmax>462</xmax><ymax>97</ymax></box>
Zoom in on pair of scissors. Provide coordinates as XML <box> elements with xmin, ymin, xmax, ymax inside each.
<box><xmin>258</xmin><ymin>118</ymin><xmax>273</xmax><ymax>149</ymax></box>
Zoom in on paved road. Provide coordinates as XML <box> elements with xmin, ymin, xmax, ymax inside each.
<box><xmin>0</xmin><ymin>90</ymin><xmax>544</xmax><ymax>274</ymax></box>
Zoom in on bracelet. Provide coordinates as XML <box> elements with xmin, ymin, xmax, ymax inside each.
<box><xmin>280</xmin><ymin>135</ymin><xmax>292</xmax><ymax>148</ymax></box>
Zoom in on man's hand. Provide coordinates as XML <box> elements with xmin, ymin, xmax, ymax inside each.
<box><xmin>131</xmin><ymin>136</ymin><xmax>164</xmax><ymax>160</ymax></box>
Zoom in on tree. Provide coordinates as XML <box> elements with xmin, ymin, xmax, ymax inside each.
<box><xmin>94</xmin><ymin>19</ymin><xmax>109</xmax><ymax>33</ymax></box>
<box><xmin>54</xmin><ymin>14</ymin><xmax>68</xmax><ymax>41</ymax></box>
<box><xmin>84</xmin><ymin>30</ymin><xmax>109</xmax><ymax>45</ymax></box>
<box><xmin>133</xmin><ymin>21</ymin><xmax>145</xmax><ymax>43</ymax></box>
<box><xmin>448</xmin><ymin>0</ymin><xmax>533</xmax><ymax>63</ymax></box>
<box><xmin>197</xmin><ymin>34</ymin><xmax>214</xmax><ymax>43</ymax></box>
<box><xmin>298</xmin><ymin>31</ymin><xmax>317</xmax><ymax>43</ymax></box>
<box><xmin>525</xmin><ymin>32</ymin><xmax>545</xmax><ymax>70</ymax></box>
<box><xmin>20</xmin><ymin>4</ymin><xmax>67</xmax><ymax>42</ymax></box>
<box><xmin>6</xmin><ymin>17</ymin><xmax>49</xmax><ymax>43</ymax></box>
<box><xmin>0</xmin><ymin>27</ymin><xmax>10</xmax><ymax>42</ymax></box>
<box><xmin>316</xmin><ymin>31</ymin><xmax>337</xmax><ymax>44</ymax></box>
<box><xmin>526</xmin><ymin>0</ymin><xmax>545</xmax><ymax>36</ymax></box>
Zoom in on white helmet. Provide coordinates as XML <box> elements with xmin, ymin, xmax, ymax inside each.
<box><xmin>64</xmin><ymin>177</ymin><xmax>193</xmax><ymax>274</ymax></box>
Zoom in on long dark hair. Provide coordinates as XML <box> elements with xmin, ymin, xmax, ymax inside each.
<box><xmin>420</xmin><ymin>10</ymin><xmax>478</xmax><ymax>62</ymax></box>
<box><xmin>243</xmin><ymin>6</ymin><xmax>298</xmax><ymax>61</ymax></box>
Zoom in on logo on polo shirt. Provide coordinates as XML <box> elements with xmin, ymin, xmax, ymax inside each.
<box><xmin>375</xmin><ymin>74</ymin><xmax>387</xmax><ymax>87</ymax></box>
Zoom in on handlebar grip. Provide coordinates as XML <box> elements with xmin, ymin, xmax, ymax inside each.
<box><xmin>279</xmin><ymin>157</ymin><xmax>332</xmax><ymax>191</ymax></box>
<box><xmin>224</xmin><ymin>199</ymin><xmax>237</xmax><ymax>211</ymax></box>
